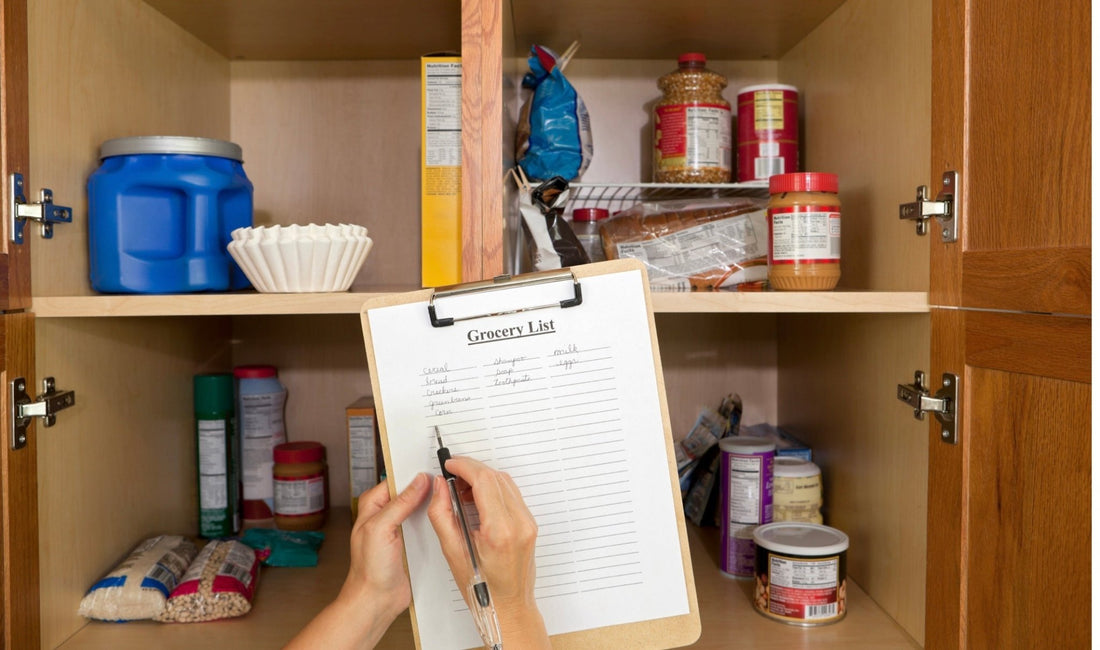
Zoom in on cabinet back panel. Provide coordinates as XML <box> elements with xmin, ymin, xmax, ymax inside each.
<box><xmin>779</xmin><ymin>0</ymin><xmax>932</xmax><ymax>292</ymax></box>
<box><xmin>36</xmin><ymin>317</ymin><xmax>231</xmax><ymax>649</ymax></box>
<box><xmin>229</xmin><ymin>61</ymin><xmax>421</xmax><ymax>290</ymax></box>
<box><xmin>655</xmin><ymin>314</ymin><xmax>778</xmax><ymax>437</ymax></box>
<box><xmin>29</xmin><ymin>0</ymin><xmax>231</xmax><ymax>298</ymax></box>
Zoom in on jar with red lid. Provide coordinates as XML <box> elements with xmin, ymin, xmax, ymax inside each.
<box><xmin>767</xmin><ymin>173</ymin><xmax>841</xmax><ymax>290</ymax></box>
<box><xmin>571</xmin><ymin>207</ymin><xmax>609</xmax><ymax>263</ymax></box>
<box><xmin>273</xmin><ymin>441</ymin><xmax>328</xmax><ymax>530</ymax></box>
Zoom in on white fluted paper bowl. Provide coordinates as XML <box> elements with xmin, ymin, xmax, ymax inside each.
<box><xmin>227</xmin><ymin>223</ymin><xmax>372</xmax><ymax>292</ymax></box>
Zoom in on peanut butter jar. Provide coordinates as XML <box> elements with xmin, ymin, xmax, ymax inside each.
<box><xmin>273</xmin><ymin>441</ymin><xmax>327</xmax><ymax>531</ymax></box>
<box><xmin>767</xmin><ymin>173</ymin><xmax>841</xmax><ymax>290</ymax></box>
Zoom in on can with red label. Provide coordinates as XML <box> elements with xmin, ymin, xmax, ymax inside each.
<box><xmin>753</xmin><ymin>522</ymin><xmax>849</xmax><ymax>626</ymax></box>
<box><xmin>736</xmin><ymin>84</ymin><xmax>799</xmax><ymax>182</ymax></box>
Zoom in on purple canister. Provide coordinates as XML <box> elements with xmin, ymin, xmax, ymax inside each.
<box><xmin>719</xmin><ymin>435</ymin><xmax>775</xmax><ymax>577</ymax></box>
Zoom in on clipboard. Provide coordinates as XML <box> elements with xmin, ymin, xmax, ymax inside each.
<box><xmin>360</xmin><ymin>258</ymin><xmax>700</xmax><ymax>650</ymax></box>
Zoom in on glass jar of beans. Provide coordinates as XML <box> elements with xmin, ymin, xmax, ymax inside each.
<box><xmin>653</xmin><ymin>53</ymin><xmax>733</xmax><ymax>183</ymax></box>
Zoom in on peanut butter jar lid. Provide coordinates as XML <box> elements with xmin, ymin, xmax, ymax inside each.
<box><xmin>274</xmin><ymin>441</ymin><xmax>325</xmax><ymax>464</ymax></box>
<box><xmin>754</xmin><ymin>522</ymin><xmax>849</xmax><ymax>556</ymax></box>
<box><xmin>770</xmin><ymin>172</ymin><xmax>838</xmax><ymax>194</ymax></box>
<box><xmin>774</xmin><ymin>457</ymin><xmax>821</xmax><ymax>478</ymax></box>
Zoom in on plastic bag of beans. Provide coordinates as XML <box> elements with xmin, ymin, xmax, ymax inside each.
<box><xmin>78</xmin><ymin>535</ymin><xmax>199</xmax><ymax>621</ymax></box>
<box><xmin>156</xmin><ymin>540</ymin><xmax>260</xmax><ymax>623</ymax></box>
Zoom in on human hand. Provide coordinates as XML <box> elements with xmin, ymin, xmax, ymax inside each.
<box><xmin>343</xmin><ymin>474</ymin><xmax>432</xmax><ymax>623</ymax></box>
<box><xmin>426</xmin><ymin>457</ymin><xmax>549</xmax><ymax>647</ymax></box>
<box><xmin>284</xmin><ymin>473</ymin><xmax>431</xmax><ymax>650</ymax></box>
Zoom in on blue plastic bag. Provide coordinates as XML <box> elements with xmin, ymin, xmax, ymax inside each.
<box><xmin>516</xmin><ymin>45</ymin><xmax>592</xmax><ymax>181</ymax></box>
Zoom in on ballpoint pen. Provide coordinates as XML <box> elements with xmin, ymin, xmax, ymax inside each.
<box><xmin>435</xmin><ymin>427</ymin><xmax>504</xmax><ymax>650</ymax></box>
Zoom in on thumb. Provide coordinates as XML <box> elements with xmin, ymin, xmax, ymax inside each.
<box><xmin>373</xmin><ymin>473</ymin><xmax>430</xmax><ymax>529</ymax></box>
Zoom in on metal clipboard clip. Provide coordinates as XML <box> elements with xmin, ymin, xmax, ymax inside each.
<box><xmin>428</xmin><ymin>270</ymin><xmax>583</xmax><ymax>327</ymax></box>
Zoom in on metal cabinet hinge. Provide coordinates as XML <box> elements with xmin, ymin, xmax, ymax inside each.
<box><xmin>9</xmin><ymin>173</ymin><xmax>72</xmax><ymax>244</ymax></box>
<box><xmin>899</xmin><ymin>170</ymin><xmax>958</xmax><ymax>243</ymax></box>
<box><xmin>10</xmin><ymin>377</ymin><xmax>75</xmax><ymax>450</ymax></box>
<box><xmin>897</xmin><ymin>370</ymin><xmax>960</xmax><ymax>444</ymax></box>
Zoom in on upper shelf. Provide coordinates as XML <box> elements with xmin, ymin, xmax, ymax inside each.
<box><xmin>142</xmin><ymin>0</ymin><xmax>461</xmax><ymax>60</ymax></box>
<box><xmin>142</xmin><ymin>0</ymin><xmax>845</xmax><ymax>61</ymax></box>
<box><xmin>30</xmin><ymin>290</ymin><xmax>928</xmax><ymax>317</ymax></box>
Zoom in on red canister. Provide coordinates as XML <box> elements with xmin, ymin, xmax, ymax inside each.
<box><xmin>737</xmin><ymin>84</ymin><xmax>799</xmax><ymax>182</ymax></box>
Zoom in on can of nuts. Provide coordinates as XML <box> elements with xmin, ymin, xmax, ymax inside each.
<box><xmin>737</xmin><ymin>84</ymin><xmax>799</xmax><ymax>182</ymax></box>
<box><xmin>753</xmin><ymin>522</ymin><xmax>849</xmax><ymax>626</ymax></box>
<box><xmin>719</xmin><ymin>436</ymin><xmax>775</xmax><ymax>577</ymax></box>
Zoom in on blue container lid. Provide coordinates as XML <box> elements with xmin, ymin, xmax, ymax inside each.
<box><xmin>100</xmin><ymin>136</ymin><xmax>243</xmax><ymax>162</ymax></box>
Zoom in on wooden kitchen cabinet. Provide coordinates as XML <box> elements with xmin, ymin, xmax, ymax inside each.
<box><xmin>0</xmin><ymin>1</ymin><xmax>1087</xmax><ymax>649</ymax></box>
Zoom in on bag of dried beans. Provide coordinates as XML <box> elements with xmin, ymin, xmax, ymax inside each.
<box><xmin>156</xmin><ymin>539</ymin><xmax>260</xmax><ymax>623</ymax></box>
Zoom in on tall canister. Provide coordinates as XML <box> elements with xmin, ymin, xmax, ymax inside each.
<box><xmin>736</xmin><ymin>84</ymin><xmax>799</xmax><ymax>182</ymax></box>
<box><xmin>719</xmin><ymin>436</ymin><xmax>775</xmax><ymax>577</ymax></box>
<box><xmin>235</xmin><ymin>365</ymin><xmax>288</xmax><ymax>522</ymax></box>
<box><xmin>193</xmin><ymin>373</ymin><xmax>240</xmax><ymax>538</ymax></box>
<box><xmin>88</xmin><ymin>136</ymin><xmax>253</xmax><ymax>293</ymax></box>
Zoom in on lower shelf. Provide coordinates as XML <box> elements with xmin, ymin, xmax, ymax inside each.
<box><xmin>59</xmin><ymin>513</ymin><xmax>918</xmax><ymax>649</ymax></box>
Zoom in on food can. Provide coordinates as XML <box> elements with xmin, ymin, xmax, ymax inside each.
<box><xmin>736</xmin><ymin>84</ymin><xmax>799</xmax><ymax>182</ymax></box>
<box><xmin>753</xmin><ymin>522</ymin><xmax>849</xmax><ymax>626</ymax></box>
<box><xmin>772</xmin><ymin>457</ymin><xmax>823</xmax><ymax>524</ymax></box>
<box><xmin>718</xmin><ymin>436</ymin><xmax>775</xmax><ymax>577</ymax></box>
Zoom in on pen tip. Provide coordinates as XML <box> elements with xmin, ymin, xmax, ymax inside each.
<box><xmin>434</xmin><ymin>426</ymin><xmax>443</xmax><ymax>447</ymax></box>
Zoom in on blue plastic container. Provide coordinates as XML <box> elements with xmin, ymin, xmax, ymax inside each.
<box><xmin>88</xmin><ymin>136</ymin><xmax>253</xmax><ymax>293</ymax></box>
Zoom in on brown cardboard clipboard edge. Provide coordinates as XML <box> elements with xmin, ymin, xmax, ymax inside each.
<box><xmin>359</xmin><ymin>258</ymin><xmax>701</xmax><ymax>649</ymax></box>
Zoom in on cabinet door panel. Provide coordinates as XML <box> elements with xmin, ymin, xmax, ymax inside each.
<box><xmin>0</xmin><ymin>0</ymin><xmax>31</xmax><ymax>310</ymax></box>
<box><xmin>928</xmin><ymin>0</ymin><xmax>1092</xmax><ymax>648</ymax></box>
<box><xmin>0</xmin><ymin>312</ymin><xmax>39</xmax><ymax>649</ymax></box>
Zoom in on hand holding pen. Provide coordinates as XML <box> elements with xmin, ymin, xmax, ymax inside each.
<box><xmin>427</xmin><ymin>433</ymin><xmax>551</xmax><ymax>650</ymax></box>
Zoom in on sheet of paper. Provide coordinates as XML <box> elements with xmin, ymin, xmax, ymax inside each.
<box><xmin>367</xmin><ymin>269</ymin><xmax>689</xmax><ymax>650</ymax></box>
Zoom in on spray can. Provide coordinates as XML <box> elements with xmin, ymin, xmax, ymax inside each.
<box><xmin>193</xmin><ymin>373</ymin><xmax>240</xmax><ymax>537</ymax></box>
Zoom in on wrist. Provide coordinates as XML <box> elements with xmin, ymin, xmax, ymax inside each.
<box><xmin>496</xmin><ymin>600</ymin><xmax>549</xmax><ymax>646</ymax></box>
<box><xmin>336</xmin><ymin>577</ymin><xmax>403</xmax><ymax>635</ymax></box>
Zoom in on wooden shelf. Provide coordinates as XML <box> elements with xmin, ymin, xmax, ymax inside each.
<box><xmin>30</xmin><ymin>290</ymin><xmax>928</xmax><ymax>318</ymax></box>
<box><xmin>141</xmin><ymin>0</ymin><xmax>844</xmax><ymax>62</ymax></box>
<box><xmin>59</xmin><ymin>513</ymin><xmax>917</xmax><ymax>649</ymax></box>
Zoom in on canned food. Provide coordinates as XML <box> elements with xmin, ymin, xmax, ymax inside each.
<box><xmin>718</xmin><ymin>436</ymin><xmax>775</xmax><ymax>577</ymax></box>
<box><xmin>753</xmin><ymin>522</ymin><xmax>849</xmax><ymax>626</ymax></box>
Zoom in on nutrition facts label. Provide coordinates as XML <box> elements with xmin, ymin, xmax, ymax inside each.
<box><xmin>769</xmin><ymin>207</ymin><xmax>841</xmax><ymax>263</ymax></box>
<box><xmin>425</xmin><ymin>62</ymin><xmax>462</xmax><ymax>167</ymax></box>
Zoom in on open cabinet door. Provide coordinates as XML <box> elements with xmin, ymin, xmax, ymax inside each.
<box><xmin>926</xmin><ymin>0</ymin><xmax>1091</xmax><ymax>648</ymax></box>
<box><xmin>0</xmin><ymin>0</ymin><xmax>41</xmax><ymax>647</ymax></box>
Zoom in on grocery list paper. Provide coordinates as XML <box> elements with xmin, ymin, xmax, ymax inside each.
<box><xmin>365</xmin><ymin>268</ymin><xmax>689</xmax><ymax>650</ymax></box>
